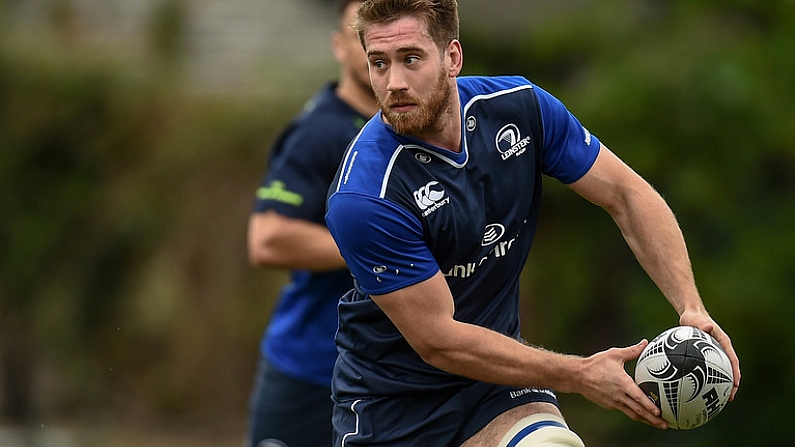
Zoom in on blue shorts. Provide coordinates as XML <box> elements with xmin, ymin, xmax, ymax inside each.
<box><xmin>246</xmin><ymin>355</ymin><xmax>333</xmax><ymax>447</ymax></box>
<box><xmin>332</xmin><ymin>381</ymin><xmax>559</xmax><ymax>447</ymax></box>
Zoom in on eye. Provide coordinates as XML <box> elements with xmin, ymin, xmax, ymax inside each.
<box><xmin>371</xmin><ymin>59</ymin><xmax>387</xmax><ymax>69</ymax></box>
<box><xmin>405</xmin><ymin>56</ymin><xmax>420</xmax><ymax>65</ymax></box>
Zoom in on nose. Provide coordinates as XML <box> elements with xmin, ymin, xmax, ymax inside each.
<box><xmin>387</xmin><ymin>66</ymin><xmax>408</xmax><ymax>92</ymax></box>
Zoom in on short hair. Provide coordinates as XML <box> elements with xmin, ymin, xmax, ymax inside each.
<box><xmin>354</xmin><ymin>0</ymin><xmax>460</xmax><ymax>52</ymax></box>
<box><xmin>336</xmin><ymin>0</ymin><xmax>363</xmax><ymax>17</ymax></box>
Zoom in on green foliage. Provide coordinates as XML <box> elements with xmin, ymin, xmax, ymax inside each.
<box><xmin>0</xmin><ymin>38</ymin><xmax>296</xmax><ymax>422</ymax></box>
<box><xmin>148</xmin><ymin>0</ymin><xmax>187</xmax><ymax>61</ymax></box>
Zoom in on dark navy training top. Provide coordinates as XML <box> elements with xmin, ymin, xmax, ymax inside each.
<box><xmin>254</xmin><ymin>83</ymin><xmax>367</xmax><ymax>386</ymax></box>
<box><xmin>325</xmin><ymin>76</ymin><xmax>601</xmax><ymax>398</ymax></box>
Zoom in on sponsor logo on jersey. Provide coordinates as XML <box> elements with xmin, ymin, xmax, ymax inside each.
<box><xmin>495</xmin><ymin>124</ymin><xmax>531</xmax><ymax>160</ymax></box>
<box><xmin>256</xmin><ymin>180</ymin><xmax>303</xmax><ymax>206</ymax></box>
<box><xmin>445</xmin><ymin>224</ymin><xmax>517</xmax><ymax>279</ymax></box>
<box><xmin>413</xmin><ymin>181</ymin><xmax>450</xmax><ymax>217</ymax></box>
<box><xmin>481</xmin><ymin>223</ymin><xmax>506</xmax><ymax>246</ymax></box>
<box><xmin>509</xmin><ymin>388</ymin><xmax>556</xmax><ymax>399</ymax></box>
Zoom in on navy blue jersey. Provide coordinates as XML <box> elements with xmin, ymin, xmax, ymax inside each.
<box><xmin>254</xmin><ymin>83</ymin><xmax>367</xmax><ymax>386</ymax></box>
<box><xmin>325</xmin><ymin>76</ymin><xmax>600</xmax><ymax>398</ymax></box>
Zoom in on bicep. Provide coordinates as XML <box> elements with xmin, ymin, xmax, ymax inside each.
<box><xmin>371</xmin><ymin>271</ymin><xmax>458</xmax><ymax>358</ymax></box>
<box><xmin>567</xmin><ymin>143</ymin><xmax>650</xmax><ymax>212</ymax></box>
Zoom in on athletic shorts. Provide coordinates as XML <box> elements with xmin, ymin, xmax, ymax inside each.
<box><xmin>332</xmin><ymin>381</ymin><xmax>559</xmax><ymax>447</ymax></box>
<box><xmin>246</xmin><ymin>355</ymin><xmax>333</xmax><ymax>447</ymax></box>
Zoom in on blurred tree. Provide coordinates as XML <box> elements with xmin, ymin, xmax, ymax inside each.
<box><xmin>0</xmin><ymin>38</ymin><xmax>295</xmax><ymax>426</ymax></box>
<box><xmin>0</xmin><ymin>45</ymin><xmax>170</xmax><ymax>420</ymax></box>
<box><xmin>148</xmin><ymin>0</ymin><xmax>186</xmax><ymax>63</ymax></box>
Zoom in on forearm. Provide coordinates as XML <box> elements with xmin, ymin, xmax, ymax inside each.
<box><xmin>569</xmin><ymin>145</ymin><xmax>706</xmax><ymax>317</ymax></box>
<box><xmin>609</xmin><ymin>184</ymin><xmax>704</xmax><ymax>316</ymax></box>
<box><xmin>374</xmin><ymin>272</ymin><xmax>584</xmax><ymax>391</ymax></box>
<box><xmin>419</xmin><ymin>319</ymin><xmax>584</xmax><ymax>392</ymax></box>
<box><xmin>570</xmin><ymin>147</ymin><xmax>740</xmax><ymax>403</ymax></box>
<box><xmin>373</xmin><ymin>271</ymin><xmax>666</xmax><ymax>423</ymax></box>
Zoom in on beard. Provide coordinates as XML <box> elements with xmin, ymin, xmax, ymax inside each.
<box><xmin>378</xmin><ymin>68</ymin><xmax>453</xmax><ymax>136</ymax></box>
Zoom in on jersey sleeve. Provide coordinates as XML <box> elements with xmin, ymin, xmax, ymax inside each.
<box><xmin>534</xmin><ymin>84</ymin><xmax>601</xmax><ymax>184</ymax></box>
<box><xmin>254</xmin><ymin>117</ymin><xmax>352</xmax><ymax>224</ymax></box>
<box><xmin>325</xmin><ymin>192</ymin><xmax>439</xmax><ymax>296</ymax></box>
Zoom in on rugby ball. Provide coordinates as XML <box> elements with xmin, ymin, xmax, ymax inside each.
<box><xmin>634</xmin><ymin>326</ymin><xmax>733</xmax><ymax>429</ymax></box>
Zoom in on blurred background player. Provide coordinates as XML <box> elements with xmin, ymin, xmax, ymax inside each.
<box><xmin>244</xmin><ymin>1</ymin><xmax>376</xmax><ymax>446</ymax></box>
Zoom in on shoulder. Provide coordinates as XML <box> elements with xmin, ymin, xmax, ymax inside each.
<box><xmin>271</xmin><ymin>84</ymin><xmax>364</xmax><ymax>159</ymax></box>
<box><xmin>457</xmin><ymin>76</ymin><xmax>579</xmax><ymax>138</ymax></box>
<box><xmin>458</xmin><ymin>75</ymin><xmax>535</xmax><ymax>101</ymax></box>
<box><xmin>457</xmin><ymin>76</ymin><xmax>543</xmax><ymax>124</ymax></box>
<box><xmin>329</xmin><ymin>114</ymin><xmax>408</xmax><ymax>198</ymax></box>
<box><xmin>457</xmin><ymin>75</ymin><xmax>532</xmax><ymax>92</ymax></box>
<box><xmin>296</xmin><ymin>85</ymin><xmax>362</xmax><ymax>136</ymax></box>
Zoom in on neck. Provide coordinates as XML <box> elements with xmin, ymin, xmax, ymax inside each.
<box><xmin>418</xmin><ymin>87</ymin><xmax>462</xmax><ymax>153</ymax></box>
<box><xmin>336</xmin><ymin>76</ymin><xmax>378</xmax><ymax>118</ymax></box>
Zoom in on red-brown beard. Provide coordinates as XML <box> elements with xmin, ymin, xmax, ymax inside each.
<box><xmin>378</xmin><ymin>68</ymin><xmax>453</xmax><ymax>136</ymax></box>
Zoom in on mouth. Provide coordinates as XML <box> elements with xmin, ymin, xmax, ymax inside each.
<box><xmin>388</xmin><ymin>102</ymin><xmax>416</xmax><ymax>113</ymax></box>
<box><xmin>386</xmin><ymin>92</ymin><xmax>417</xmax><ymax>114</ymax></box>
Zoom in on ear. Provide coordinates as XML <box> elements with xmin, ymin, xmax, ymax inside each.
<box><xmin>331</xmin><ymin>31</ymin><xmax>344</xmax><ymax>63</ymax></box>
<box><xmin>447</xmin><ymin>39</ymin><xmax>463</xmax><ymax>77</ymax></box>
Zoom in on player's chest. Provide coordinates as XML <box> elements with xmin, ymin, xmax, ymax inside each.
<box><xmin>389</xmin><ymin>134</ymin><xmax>540</xmax><ymax>265</ymax></box>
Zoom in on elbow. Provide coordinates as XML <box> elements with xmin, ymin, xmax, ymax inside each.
<box><xmin>247</xmin><ymin>239</ymin><xmax>279</xmax><ymax>267</ymax></box>
<box><xmin>419</xmin><ymin>350</ymin><xmax>450</xmax><ymax>371</ymax></box>
<box><xmin>412</xmin><ymin>339</ymin><xmax>458</xmax><ymax>373</ymax></box>
<box><xmin>247</xmin><ymin>212</ymin><xmax>285</xmax><ymax>268</ymax></box>
<box><xmin>247</xmin><ymin>248</ymin><xmax>267</xmax><ymax>267</ymax></box>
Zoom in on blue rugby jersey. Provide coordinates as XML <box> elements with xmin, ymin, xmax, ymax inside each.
<box><xmin>254</xmin><ymin>83</ymin><xmax>366</xmax><ymax>386</ymax></box>
<box><xmin>325</xmin><ymin>76</ymin><xmax>601</xmax><ymax>398</ymax></box>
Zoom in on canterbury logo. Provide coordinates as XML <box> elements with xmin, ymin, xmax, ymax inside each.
<box><xmin>413</xmin><ymin>181</ymin><xmax>445</xmax><ymax>209</ymax></box>
<box><xmin>413</xmin><ymin>181</ymin><xmax>450</xmax><ymax>217</ymax></box>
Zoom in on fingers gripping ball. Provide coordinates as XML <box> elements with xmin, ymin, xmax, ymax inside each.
<box><xmin>634</xmin><ymin>326</ymin><xmax>733</xmax><ymax>429</ymax></box>
<box><xmin>497</xmin><ymin>414</ymin><xmax>585</xmax><ymax>447</ymax></box>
